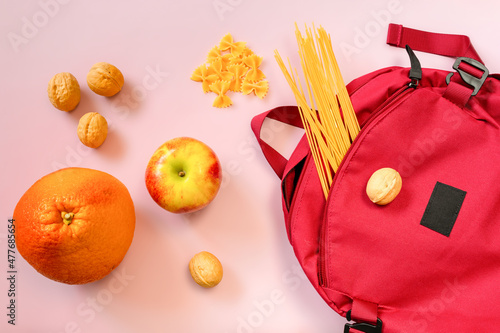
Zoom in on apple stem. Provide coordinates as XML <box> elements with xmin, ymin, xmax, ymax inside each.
<box><xmin>178</xmin><ymin>171</ymin><xmax>186</xmax><ymax>177</ymax></box>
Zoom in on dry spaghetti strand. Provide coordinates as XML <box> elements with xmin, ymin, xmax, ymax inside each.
<box><xmin>274</xmin><ymin>24</ymin><xmax>359</xmax><ymax>198</ymax></box>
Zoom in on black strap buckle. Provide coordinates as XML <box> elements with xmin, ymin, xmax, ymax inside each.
<box><xmin>445</xmin><ymin>57</ymin><xmax>489</xmax><ymax>96</ymax></box>
<box><xmin>344</xmin><ymin>310</ymin><xmax>383</xmax><ymax>333</ymax></box>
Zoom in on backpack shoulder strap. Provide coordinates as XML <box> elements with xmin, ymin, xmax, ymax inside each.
<box><xmin>387</xmin><ymin>23</ymin><xmax>483</xmax><ymax>63</ymax></box>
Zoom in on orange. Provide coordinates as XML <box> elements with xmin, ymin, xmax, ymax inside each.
<box><xmin>13</xmin><ymin>167</ymin><xmax>135</xmax><ymax>285</ymax></box>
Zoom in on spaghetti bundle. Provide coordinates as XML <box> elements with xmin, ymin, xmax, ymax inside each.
<box><xmin>275</xmin><ymin>24</ymin><xmax>360</xmax><ymax>199</ymax></box>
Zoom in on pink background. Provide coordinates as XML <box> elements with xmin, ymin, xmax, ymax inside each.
<box><xmin>1</xmin><ymin>1</ymin><xmax>499</xmax><ymax>332</ymax></box>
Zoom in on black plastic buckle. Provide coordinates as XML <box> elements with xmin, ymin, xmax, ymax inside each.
<box><xmin>344</xmin><ymin>310</ymin><xmax>383</xmax><ymax>333</ymax></box>
<box><xmin>405</xmin><ymin>45</ymin><xmax>421</xmax><ymax>88</ymax></box>
<box><xmin>445</xmin><ymin>57</ymin><xmax>489</xmax><ymax>96</ymax></box>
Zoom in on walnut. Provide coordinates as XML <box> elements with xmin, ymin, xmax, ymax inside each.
<box><xmin>77</xmin><ymin>112</ymin><xmax>108</xmax><ymax>148</ymax></box>
<box><xmin>47</xmin><ymin>72</ymin><xmax>81</xmax><ymax>112</ymax></box>
<box><xmin>189</xmin><ymin>251</ymin><xmax>223</xmax><ymax>288</ymax></box>
<box><xmin>87</xmin><ymin>62</ymin><xmax>124</xmax><ymax>96</ymax></box>
<box><xmin>366</xmin><ymin>168</ymin><xmax>402</xmax><ymax>205</ymax></box>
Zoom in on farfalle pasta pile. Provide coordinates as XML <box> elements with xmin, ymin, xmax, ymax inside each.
<box><xmin>191</xmin><ymin>34</ymin><xmax>269</xmax><ymax>108</ymax></box>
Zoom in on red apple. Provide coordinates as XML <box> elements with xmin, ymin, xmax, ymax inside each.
<box><xmin>145</xmin><ymin>137</ymin><xmax>222</xmax><ymax>213</ymax></box>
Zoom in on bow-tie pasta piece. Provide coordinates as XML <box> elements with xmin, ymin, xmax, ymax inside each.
<box><xmin>241</xmin><ymin>78</ymin><xmax>269</xmax><ymax>99</ymax></box>
<box><xmin>208</xmin><ymin>48</ymin><xmax>233</xmax><ymax>72</ymax></box>
<box><xmin>210</xmin><ymin>80</ymin><xmax>232</xmax><ymax>108</ymax></box>
<box><xmin>207</xmin><ymin>46</ymin><xmax>221</xmax><ymax>63</ymax></box>
<box><xmin>228</xmin><ymin>47</ymin><xmax>254</xmax><ymax>67</ymax></box>
<box><xmin>219</xmin><ymin>33</ymin><xmax>246</xmax><ymax>57</ymax></box>
<box><xmin>227</xmin><ymin>65</ymin><xmax>248</xmax><ymax>92</ymax></box>
<box><xmin>191</xmin><ymin>65</ymin><xmax>219</xmax><ymax>93</ymax></box>
<box><xmin>243</xmin><ymin>55</ymin><xmax>265</xmax><ymax>82</ymax></box>
<box><xmin>209</xmin><ymin>58</ymin><xmax>234</xmax><ymax>82</ymax></box>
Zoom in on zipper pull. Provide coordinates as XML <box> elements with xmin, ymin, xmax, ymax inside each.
<box><xmin>405</xmin><ymin>45</ymin><xmax>421</xmax><ymax>88</ymax></box>
<box><xmin>409</xmin><ymin>78</ymin><xmax>419</xmax><ymax>88</ymax></box>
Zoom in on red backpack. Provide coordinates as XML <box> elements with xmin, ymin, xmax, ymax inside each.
<box><xmin>251</xmin><ymin>24</ymin><xmax>500</xmax><ymax>332</ymax></box>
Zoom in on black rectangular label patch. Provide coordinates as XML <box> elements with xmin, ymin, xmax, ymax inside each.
<box><xmin>420</xmin><ymin>182</ymin><xmax>466</xmax><ymax>237</ymax></box>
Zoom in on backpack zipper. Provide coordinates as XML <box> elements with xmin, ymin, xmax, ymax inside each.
<box><xmin>318</xmin><ymin>81</ymin><xmax>417</xmax><ymax>287</ymax></box>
